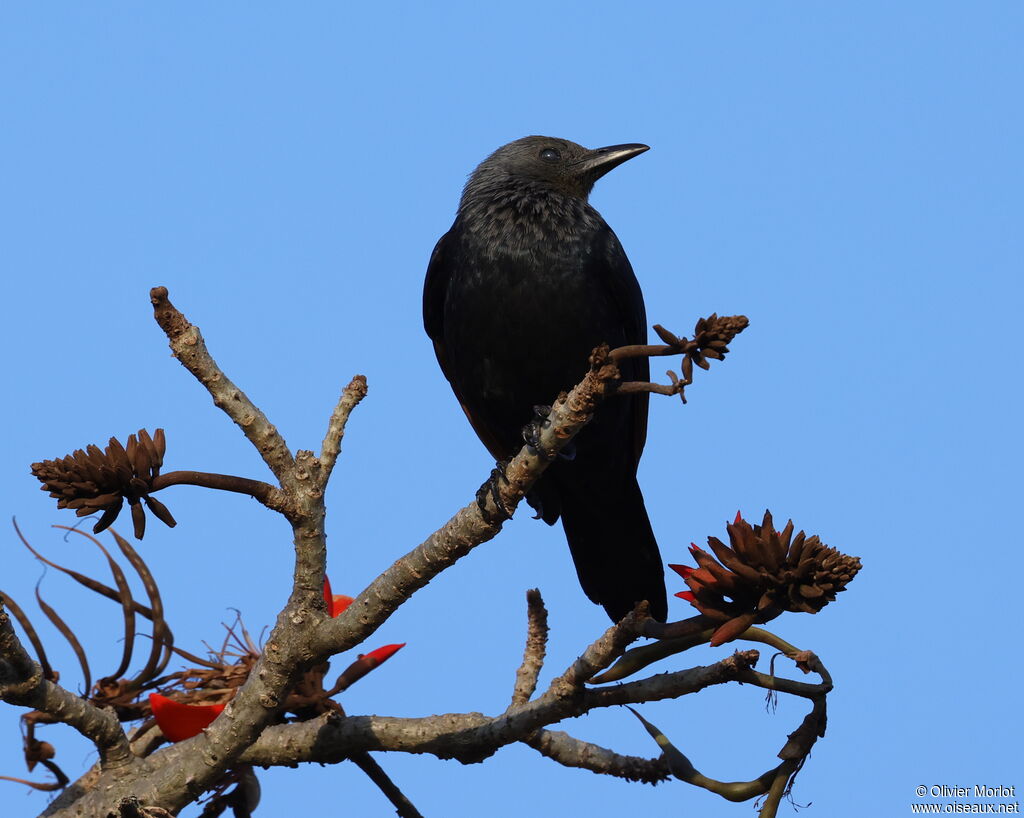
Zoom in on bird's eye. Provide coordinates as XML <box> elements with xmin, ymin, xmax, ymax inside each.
<box><xmin>539</xmin><ymin>148</ymin><xmax>561</xmax><ymax>162</ymax></box>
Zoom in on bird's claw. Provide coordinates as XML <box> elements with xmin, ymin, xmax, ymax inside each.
<box><xmin>522</xmin><ymin>404</ymin><xmax>555</xmax><ymax>459</ymax></box>
<box><xmin>475</xmin><ymin>461</ymin><xmax>514</xmax><ymax>524</ymax></box>
<box><xmin>522</xmin><ymin>404</ymin><xmax>577</xmax><ymax>462</ymax></box>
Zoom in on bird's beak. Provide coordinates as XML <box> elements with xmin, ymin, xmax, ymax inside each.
<box><xmin>575</xmin><ymin>143</ymin><xmax>650</xmax><ymax>181</ymax></box>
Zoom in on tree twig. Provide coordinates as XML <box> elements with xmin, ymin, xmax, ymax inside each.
<box><xmin>150</xmin><ymin>287</ymin><xmax>296</xmax><ymax>483</ymax></box>
<box><xmin>508</xmin><ymin>589</ymin><xmax>548</xmax><ymax>708</ymax></box>
<box><xmin>150</xmin><ymin>471</ymin><xmax>292</xmax><ymax>517</ymax></box>
<box><xmin>524</xmin><ymin>728</ymin><xmax>670</xmax><ymax>784</ymax></box>
<box><xmin>545</xmin><ymin>604</ymin><xmax>648</xmax><ymax>696</ymax></box>
<box><xmin>318</xmin><ymin>375</ymin><xmax>368</xmax><ymax>487</ymax></box>
<box><xmin>312</xmin><ymin>345</ymin><xmax>630</xmax><ymax>657</ymax></box>
<box><xmin>347</xmin><ymin>751</ymin><xmax>424</xmax><ymax>818</ymax></box>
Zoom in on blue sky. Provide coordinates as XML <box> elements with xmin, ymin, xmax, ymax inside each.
<box><xmin>1</xmin><ymin>3</ymin><xmax>1021</xmax><ymax>816</ymax></box>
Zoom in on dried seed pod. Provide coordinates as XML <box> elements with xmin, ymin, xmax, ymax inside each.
<box><xmin>653</xmin><ymin>323</ymin><xmax>681</xmax><ymax>346</ymax></box>
<box><xmin>672</xmin><ymin>510</ymin><xmax>862</xmax><ymax>645</ymax></box>
<box><xmin>31</xmin><ymin>429</ymin><xmax>175</xmax><ymax>540</ymax></box>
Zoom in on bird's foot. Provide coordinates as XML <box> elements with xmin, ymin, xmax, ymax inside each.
<box><xmin>522</xmin><ymin>405</ymin><xmax>554</xmax><ymax>459</ymax></box>
<box><xmin>522</xmin><ymin>405</ymin><xmax>577</xmax><ymax>462</ymax></box>
<box><xmin>475</xmin><ymin>460</ymin><xmax>514</xmax><ymax>524</ymax></box>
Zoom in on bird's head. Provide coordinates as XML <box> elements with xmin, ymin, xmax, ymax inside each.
<box><xmin>463</xmin><ymin>136</ymin><xmax>649</xmax><ymax>202</ymax></box>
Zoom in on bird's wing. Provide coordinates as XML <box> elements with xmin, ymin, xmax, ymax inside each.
<box><xmin>422</xmin><ymin>229</ymin><xmax>450</xmax><ymax>345</ymax></box>
<box><xmin>588</xmin><ymin>225</ymin><xmax>651</xmax><ymax>465</ymax></box>
<box><xmin>423</xmin><ymin>227</ymin><xmax>509</xmax><ymax>460</ymax></box>
<box><xmin>422</xmin><ymin>228</ymin><xmax>463</xmax><ymax>390</ymax></box>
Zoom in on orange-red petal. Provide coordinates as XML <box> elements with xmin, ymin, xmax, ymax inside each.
<box><xmin>362</xmin><ymin>643</ymin><xmax>405</xmax><ymax>666</ymax></box>
<box><xmin>668</xmin><ymin>563</ymin><xmax>695</xmax><ymax>579</ymax></box>
<box><xmin>330</xmin><ymin>594</ymin><xmax>354</xmax><ymax>616</ymax></box>
<box><xmin>675</xmin><ymin>591</ymin><xmax>697</xmax><ymax>603</ymax></box>
<box><xmin>149</xmin><ymin>693</ymin><xmax>224</xmax><ymax>742</ymax></box>
<box><xmin>323</xmin><ymin>576</ymin><xmax>355</xmax><ymax>617</ymax></box>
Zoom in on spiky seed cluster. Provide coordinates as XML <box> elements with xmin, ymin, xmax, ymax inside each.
<box><xmin>649</xmin><ymin>315</ymin><xmax>749</xmax><ymax>403</ymax></box>
<box><xmin>672</xmin><ymin>510</ymin><xmax>861</xmax><ymax>646</ymax></box>
<box><xmin>655</xmin><ymin>313</ymin><xmax>749</xmax><ymax>380</ymax></box>
<box><xmin>30</xmin><ymin>429</ymin><xmax>176</xmax><ymax>539</ymax></box>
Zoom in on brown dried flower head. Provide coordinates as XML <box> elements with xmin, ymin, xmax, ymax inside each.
<box><xmin>30</xmin><ymin>428</ymin><xmax>176</xmax><ymax>539</ymax></box>
<box><xmin>647</xmin><ymin>314</ymin><xmax>749</xmax><ymax>402</ymax></box>
<box><xmin>671</xmin><ymin>510</ymin><xmax>861</xmax><ymax>646</ymax></box>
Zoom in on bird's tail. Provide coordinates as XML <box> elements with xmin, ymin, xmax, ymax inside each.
<box><xmin>552</xmin><ymin>466</ymin><xmax>668</xmax><ymax>622</ymax></box>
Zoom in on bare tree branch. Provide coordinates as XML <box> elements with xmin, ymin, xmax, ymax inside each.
<box><xmin>596</xmin><ymin>624</ymin><xmax>821</xmax><ymax>684</ymax></box>
<box><xmin>546</xmin><ymin>604</ymin><xmax>647</xmax><ymax>695</ymax></box>
<box><xmin>233</xmin><ymin>649</ymin><xmax>757</xmax><ymax>767</ymax></box>
<box><xmin>348</xmin><ymin>751</ymin><xmax>424</xmax><ymax>818</ymax></box>
<box><xmin>312</xmin><ymin>343</ymin><xmax>627</xmax><ymax>659</ymax></box>
<box><xmin>149</xmin><ymin>471</ymin><xmax>291</xmax><ymax>516</ymax></box>
<box><xmin>586</xmin><ymin>649</ymin><xmax>761</xmax><ymax>709</ymax></box>
<box><xmin>524</xmin><ymin>728</ymin><xmax>670</xmax><ymax>784</ymax></box>
<box><xmin>758</xmin><ymin>760</ymin><xmax>800</xmax><ymax>818</ymax></box>
<box><xmin>112</xmin><ymin>797</ymin><xmax>175</xmax><ymax>818</ymax></box>
<box><xmin>1</xmin><ymin>603</ymin><xmax>135</xmax><ymax>773</ymax></box>
<box><xmin>150</xmin><ymin>286</ymin><xmax>296</xmax><ymax>483</ymax></box>
<box><xmin>5</xmin><ymin>291</ymin><xmax>818</xmax><ymax>818</ymax></box>
<box><xmin>736</xmin><ymin>668</ymin><xmax>829</xmax><ymax>700</ymax></box>
<box><xmin>508</xmin><ymin>589</ymin><xmax>548</xmax><ymax>708</ymax></box>
<box><xmin>318</xmin><ymin>375</ymin><xmax>368</xmax><ymax>487</ymax></box>
<box><xmin>35</xmin><ymin>289</ymin><xmax>360</xmax><ymax>816</ymax></box>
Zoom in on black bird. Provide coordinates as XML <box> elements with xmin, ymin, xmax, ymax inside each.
<box><xmin>423</xmin><ymin>136</ymin><xmax>667</xmax><ymax>622</ymax></box>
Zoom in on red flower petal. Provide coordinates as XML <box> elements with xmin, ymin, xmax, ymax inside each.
<box><xmin>362</xmin><ymin>643</ymin><xmax>405</xmax><ymax>667</ymax></box>
<box><xmin>323</xmin><ymin>576</ymin><xmax>355</xmax><ymax>617</ymax></box>
<box><xmin>734</xmin><ymin>510</ymin><xmax>743</xmax><ymax>524</ymax></box>
<box><xmin>149</xmin><ymin>693</ymin><xmax>224</xmax><ymax>742</ymax></box>
<box><xmin>331</xmin><ymin>594</ymin><xmax>354</xmax><ymax>616</ymax></box>
<box><xmin>668</xmin><ymin>563</ymin><xmax>695</xmax><ymax>579</ymax></box>
<box><xmin>675</xmin><ymin>591</ymin><xmax>697</xmax><ymax>603</ymax></box>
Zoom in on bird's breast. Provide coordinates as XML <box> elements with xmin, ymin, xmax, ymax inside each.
<box><xmin>442</xmin><ymin>240</ymin><xmax>627</xmax><ymax>427</ymax></box>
